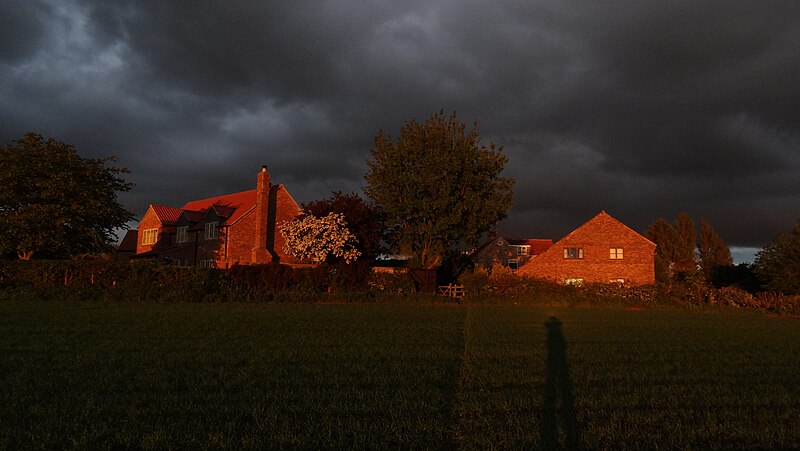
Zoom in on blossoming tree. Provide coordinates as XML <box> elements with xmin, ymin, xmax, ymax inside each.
<box><xmin>281</xmin><ymin>212</ymin><xmax>361</xmax><ymax>264</ymax></box>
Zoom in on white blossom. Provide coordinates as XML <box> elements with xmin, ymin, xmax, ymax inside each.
<box><xmin>280</xmin><ymin>212</ymin><xmax>361</xmax><ymax>264</ymax></box>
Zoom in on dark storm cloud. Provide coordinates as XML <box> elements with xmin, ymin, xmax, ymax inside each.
<box><xmin>2</xmin><ymin>0</ymin><xmax>799</xmax><ymax>257</ymax></box>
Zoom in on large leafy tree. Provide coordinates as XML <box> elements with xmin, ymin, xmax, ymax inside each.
<box><xmin>364</xmin><ymin>111</ymin><xmax>513</xmax><ymax>269</ymax></box>
<box><xmin>303</xmin><ymin>191</ymin><xmax>384</xmax><ymax>261</ymax></box>
<box><xmin>0</xmin><ymin>133</ymin><xmax>134</xmax><ymax>259</ymax></box>
<box><xmin>754</xmin><ymin>221</ymin><xmax>800</xmax><ymax>295</ymax></box>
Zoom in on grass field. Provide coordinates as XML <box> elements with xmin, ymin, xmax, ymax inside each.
<box><xmin>2</xmin><ymin>299</ymin><xmax>800</xmax><ymax>449</ymax></box>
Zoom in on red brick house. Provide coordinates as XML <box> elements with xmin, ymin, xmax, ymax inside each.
<box><xmin>472</xmin><ymin>237</ymin><xmax>553</xmax><ymax>270</ymax></box>
<box><xmin>131</xmin><ymin>166</ymin><xmax>302</xmax><ymax>268</ymax></box>
<box><xmin>515</xmin><ymin>211</ymin><xmax>655</xmax><ymax>285</ymax></box>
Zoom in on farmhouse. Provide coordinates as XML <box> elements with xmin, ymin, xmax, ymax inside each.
<box><xmin>515</xmin><ymin>211</ymin><xmax>655</xmax><ymax>285</ymax></box>
<box><xmin>129</xmin><ymin>166</ymin><xmax>303</xmax><ymax>268</ymax></box>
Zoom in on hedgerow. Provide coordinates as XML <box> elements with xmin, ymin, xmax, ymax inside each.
<box><xmin>2</xmin><ymin>259</ymin><xmax>799</xmax><ymax>313</ymax></box>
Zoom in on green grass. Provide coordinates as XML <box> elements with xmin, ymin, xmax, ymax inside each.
<box><xmin>2</xmin><ymin>299</ymin><xmax>800</xmax><ymax>449</ymax></box>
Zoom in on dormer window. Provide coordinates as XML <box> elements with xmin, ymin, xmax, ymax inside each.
<box><xmin>563</xmin><ymin>247</ymin><xmax>583</xmax><ymax>259</ymax></box>
<box><xmin>204</xmin><ymin>222</ymin><xmax>218</xmax><ymax>240</ymax></box>
<box><xmin>176</xmin><ymin>226</ymin><xmax>189</xmax><ymax>244</ymax></box>
<box><xmin>142</xmin><ymin>228</ymin><xmax>158</xmax><ymax>245</ymax></box>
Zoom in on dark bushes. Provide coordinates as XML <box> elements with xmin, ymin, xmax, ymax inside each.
<box><xmin>456</xmin><ymin>266</ymin><xmax>800</xmax><ymax>313</ymax></box>
<box><xmin>0</xmin><ymin>259</ymin><xmax>391</xmax><ymax>303</ymax></box>
<box><xmin>4</xmin><ymin>259</ymin><xmax>799</xmax><ymax>312</ymax></box>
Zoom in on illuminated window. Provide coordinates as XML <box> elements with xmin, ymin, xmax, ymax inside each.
<box><xmin>563</xmin><ymin>247</ymin><xmax>583</xmax><ymax>259</ymax></box>
<box><xmin>610</xmin><ymin>278</ymin><xmax>625</xmax><ymax>284</ymax></box>
<box><xmin>564</xmin><ymin>278</ymin><xmax>584</xmax><ymax>286</ymax></box>
<box><xmin>176</xmin><ymin>226</ymin><xmax>189</xmax><ymax>244</ymax></box>
<box><xmin>610</xmin><ymin>248</ymin><xmax>623</xmax><ymax>259</ymax></box>
<box><xmin>141</xmin><ymin>228</ymin><xmax>158</xmax><ymax>245</ymax></box>
<box><xmin>508</xmin><ymin>259</ymin><xmax>519</xmax><ymax>270</ymax></box>
<box><xmin>516</xmin><ymin>246</ymin><xmax>529</xmax><ymax>255</ymax></box>
<box><xmin>204</xmin><ymin>222</ymin><xmax>218</xmax><ymax>240</ymax></box>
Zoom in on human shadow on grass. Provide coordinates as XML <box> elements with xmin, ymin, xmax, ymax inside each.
<box><xmin>540</xmin><ymin>316</ymin><xmax>582</xmax><ymax>449</ymax></box>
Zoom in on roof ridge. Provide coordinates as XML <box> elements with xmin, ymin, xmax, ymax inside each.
<box><xmin>180</xmin><ymin>188</ymin><xmax>257</xmax><ymax>207</ymax></box>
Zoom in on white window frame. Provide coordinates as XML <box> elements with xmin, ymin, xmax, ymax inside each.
<box><xmin>141</xmin><ymin>228</ymin><xmax>158</xmax><ymax>245</ymax></box>
<box><xmin>199</xmin><ymin>259</ymin><xmax>216</xmax><ymax>268</ymax></box>
<box><xmin>515</xmin><ymin>245</ymin><xmax>530</xmax><ymax>256</ymax></box>
<box><xmin>204</xmin><ymin>222</ymin><xmax>218</xmax><ymax>240</ymax></box>
<box><xmin>176</xmin><ymin>226</ymin><xmax>189</xmax><ymax>244</ymax></box>
<box><xmin>610</xmin><ymin>248</ymin><xmax>624</xmax><ymax>259</ymax></box>
<box><xmin>610</xmin><ymin>278</ymin><xmax>625</xmax><ymax>284</ymax></box>
<box><xmin>563</xmin><ymin>247</ymin><xmax>583</xmax><ymax>259</ymax></box>
<box><xmin>508</xmin><ymin>258</ymin><xmax>519</xmax><ymax>270</ymax></box>
<box><xmin>564</xmin><ymin>278</ymin><xmax>584</xmax><ymax>286</ymax></box>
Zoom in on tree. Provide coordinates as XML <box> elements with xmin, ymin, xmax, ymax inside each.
<box><xmin>674</xmin><ymin>213</ymin><xmax>698</xmax><ymax>274</ymax></box>
<box><xmin>280</xmin><ymin>212</ymin><xmax>361</xmax><ymax>264</ymax></box>
<box><xmin>754</xmin><ymin>221</ymin><xmax>800</xmax><ymax>295</ymax></box>
<box><xmin>0</xmin><ymin>133</ymin><xmax>133</xmax><ymax>259</ymax></box>
<box><xmin>364</xmin><ymin>111</ymin><xmax>513</xmax><ymax>269</ymax></box>
<box><xmin>303</xmin><ymin>191</ymin><xmax>384</xmax><ymax>261</ymax></box>
<box><xmin>699</xmin><ymin>218</ymin><xmax>733</xmax><ymax>278</ymax></box>
<box><xmin>645</xmin><ymin>218</ymin><xmax>681</xmax><ymax>282</ymax></box>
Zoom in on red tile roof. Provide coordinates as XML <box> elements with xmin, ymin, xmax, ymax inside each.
<box><xmin>180</xmin><ymin>189</ymin><xmax>257</xmax><ymax>225</ymax></box>
<box><xmin>151</xmin><ymin>205</ymin><xmax>183</xmax><ymax>224</ymax></box>
<box><xmin>212</xmin><ymin>205</ymin><xmax>236</xmax><ymax>218</ymax></box>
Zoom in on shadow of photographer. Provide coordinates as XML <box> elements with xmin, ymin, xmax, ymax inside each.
<box><xmin>540</xmin><ymin>316</ymin><xmax>582</xmax><ymax>449</ymax></box>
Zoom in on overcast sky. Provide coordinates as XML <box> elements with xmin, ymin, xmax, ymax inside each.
<box><xmin>2</xmin><ymin>1</ymin><xmax>799</xmax><ymax>262</ymax></box>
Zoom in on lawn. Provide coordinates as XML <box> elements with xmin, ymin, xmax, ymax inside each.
<box><xmin>1</xmin><ymin>299</ymin><xmax>799</xmax><ymax>449</ymax></box>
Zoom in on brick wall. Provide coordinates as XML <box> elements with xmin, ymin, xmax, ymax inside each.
<box><xmin>136</xmin><ymin>207</ymin><xmax>166</xmax><ymax>254</ymax></box>
<box><xmin>224</xmin><ymin>209</ymin><xmax>257</xmax><ymax>267</ymax></box>
<box><xmin>156</xmin><ymin>235</ymin><xmax>198</xmax><ymax>265</ymax></box>
<box><xmin>516</xmin><ymin>212</ymin><xmax>655</xmax><ymax>285</ymax></box>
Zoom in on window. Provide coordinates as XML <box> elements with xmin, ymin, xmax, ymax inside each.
<box><xmin>204</xmin><ymin>222</ymin><xmax>218</xmax><ymax>240</ymax></box>
<box><xmin>141</xmin><ymin>228</ymin><xmax>158</xmax><ymax>245</ymax></box>
<box><xmin>508</xmin><ymin>259</ymin><xmax>519</xmax><ymax>270</ymax></box>
<box><xmin>563</xmin><ymin>247</ymin><xmax>583</xmax><ymax>259</ymax></box>
<box><xmin>515</xmin><ymin>246</ymin><xmax>529</xmax><ymax>256</ymax></box>
<box><xmin>610</xmin><ymin>278</ymin><xmax>625</xmax><ymax>285</ymax></box>
<box><xmin>610</xmin><ymin>248</ymin><xmax>624</xmax><ymax>259</ymax></box>
<box><xmin>564</xmin><ymin>278</ymin><xmax>584</xmax><ymax>286</ymax></box>
<box><xmin>176</xmin><ymin>226</ymin><xmax>188</xmax><ymax>244</ymax></box>
<box><xmin>199</xmin><ymin>260</ymin><xmax>216</xmax><ymax>268</ymax></box>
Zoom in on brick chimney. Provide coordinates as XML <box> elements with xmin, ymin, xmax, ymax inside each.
<box><xmin>251</xmin><ymin>165</ymin><xmax>271</xmax><ymax>263</ymax></box>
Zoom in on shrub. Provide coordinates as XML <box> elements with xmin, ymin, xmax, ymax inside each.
<box><xmin>708</xmin><ymin>286</ymin><xmax>755</xmax><ymax>308</ymax></box>
<box><xmin>588</xmin><ymin>283</ymin><xmax>658</xmax><ymax>304</ymax></box>
<box><xmin>458</xmin><ymin>267</ymin><xmax>490</xmax><ymax>301</ymax></box>
<box><xmin>368</xmin><ymin>270</ymin><xmax>416</xmax><ymax>295</ymax></box>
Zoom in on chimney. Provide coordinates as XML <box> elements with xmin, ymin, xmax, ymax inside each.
<box><xmin>251</xmin><ymin>165</ymin><xmax>271</xmax><ymax>263</ymax></box>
